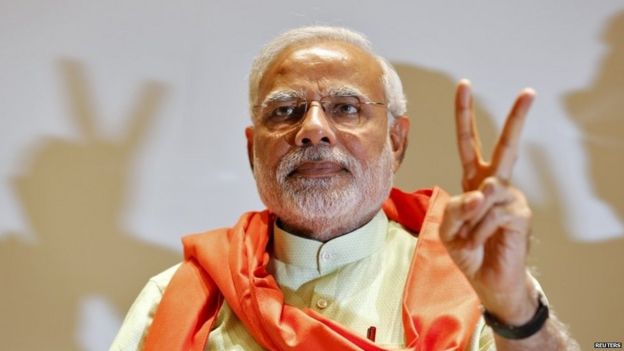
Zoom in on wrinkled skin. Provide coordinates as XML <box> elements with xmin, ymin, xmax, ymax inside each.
<box><xmin>246</xmin><ymin>41</ymin><xmax>408</xmax><ymax>241</ymax></box>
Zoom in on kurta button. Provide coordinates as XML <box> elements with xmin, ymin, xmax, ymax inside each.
<box><xmin>316</xmin><ymin>298</ymin><xmax>328</xmax><ymax>309</ymax></box>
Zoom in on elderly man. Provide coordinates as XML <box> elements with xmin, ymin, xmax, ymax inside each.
<box><xmin>111</xmin><ymin>27</ymin><xmax>578</xmax><ymax>350</ymax></box>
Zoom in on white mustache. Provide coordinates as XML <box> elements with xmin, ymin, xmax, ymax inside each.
<box><xmin>276</xmin><ymin>146</ymin><xmax>358</xmax><ymax>181</ymax></box>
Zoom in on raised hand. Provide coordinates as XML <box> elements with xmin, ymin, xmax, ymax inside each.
<box><xmin>440</xmin><ymin>79</ymin><xmax>539</xmax><ymax>325</ymax></box>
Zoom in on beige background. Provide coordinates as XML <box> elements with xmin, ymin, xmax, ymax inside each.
<box><xmin>1</xmin><ymin>1</ymin><xmax>623</xmax><ymax>350</ymax></box>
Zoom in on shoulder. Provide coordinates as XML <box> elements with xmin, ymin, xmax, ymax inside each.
<box><xmin>109</xmin><ymin>263</ymin><xmax>182</xmax><ymax>350</ymax></box>
<box><xmin>147</xmin><ymin>263</ymin><xmax>181</xmax><ymax>293</ymax></box>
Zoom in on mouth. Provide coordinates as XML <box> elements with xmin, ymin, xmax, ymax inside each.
<box><xmin>289</xmin><ymin>161</ymin><xmax>348</xmax><ymax>178</ymax></box>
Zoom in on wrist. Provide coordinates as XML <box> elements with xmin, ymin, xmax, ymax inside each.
<box><xmin>483</xmin><ymin>292</ymin><xmax>538</xmax><ymax>325</ymax></box>
<box><xmin>478</xmin><ymin>273</ymin><xmax>539</xmax><ymax>325</ymax></box>
<box><xmin>483</xmin><ymin>292</ymin><xmax>549</xmax><ymax>340</ymax></box>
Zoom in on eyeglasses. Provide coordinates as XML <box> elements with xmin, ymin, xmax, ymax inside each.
<box><xmin>257</xmin><ymin>95</ymin><xmax>385</xmax><ymax>130</ymax></box>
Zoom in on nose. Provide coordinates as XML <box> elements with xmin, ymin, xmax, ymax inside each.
<box><xmin>294</xmin><ymin>102</ymin><xmax>337</xmax><ymax>146</ymax></box>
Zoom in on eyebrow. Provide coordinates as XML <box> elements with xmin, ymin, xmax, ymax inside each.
<box><xmin>260</xmin><ymin>89</ymin><xmax>305</xmax><ymax>107</ymax></box>
<box><xmin>259</xmin><ymin>85</ymin><xmax>373</xmax><ymax>108</ymax></box>
<box><xmin>329</xmin><ymin>86</ymin><xmax>382</xmax><ymax>104</ymax></box>
<box><xmin>326</xmin><ymin>86</ymin><xmax>368</xmax><ymax>98</ymax></box>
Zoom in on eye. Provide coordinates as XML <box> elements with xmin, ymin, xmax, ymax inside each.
<box><xmin>333</xmin><ymin>103</ymin><xmax>359</xmax><ymax>115</ymax></box>
<box><xmin>328</xmin><ymin>96</ymin><xmax>361</xmax><ymax>118</ymax></box>
<box><xmin>263</xmin><ymin>100</ymin><xmax>306</xmax><ymax>127</ymax></box>
<box><xmin>273</xmin><ymin>105</ymin><xmax>297</xmax><ymax>118</ymax></box>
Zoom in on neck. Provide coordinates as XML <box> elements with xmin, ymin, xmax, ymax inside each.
<box><xmin>276</xmin><ymin>209</ymin><xmax>379</xmax><ymax>242</ymax></box>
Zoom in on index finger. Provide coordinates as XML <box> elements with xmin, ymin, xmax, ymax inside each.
<box><xmin>455</xmin><ymin>79</ymin><xmax>482</xmax><ymax>180</ymax></box>
<box><xmin>491</xmin><ymin>88</ymin><xmax>535</xmax><ymax>180</ymax></box>
<box><xmin>61</xmin><ymin>60</ymin><xmax>98</xmax><ymax>141</ymax></box>
<box><xmin>123</xmin><ymin>82</ymin><xmax>167</xmax><ymax>151</ymax></box>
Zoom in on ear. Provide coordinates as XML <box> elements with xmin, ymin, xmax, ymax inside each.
<box><xmin>389</xmin><ymin>116</ymin><xmax>409</xmax><ymax>173</ymax></box>
<box><xmin>245</xmin><ymin>126</ymin><xmax>255</xmax><ymax>171</ymax></box>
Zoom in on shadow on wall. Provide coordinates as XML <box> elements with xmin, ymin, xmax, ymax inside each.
<box><xmin>530</xmin><ymin>10</ymin><xmax>624</xmax><ymax>347</ymax></box>
<box><xmin>564</xmin><ymin>11</ymin><xmax>624</xmax><ymax>225</ymax></box>
<box><xmin>0</xmin><ymin>61</ymin><xmax>179</xmax><ymax>350</ymax></box>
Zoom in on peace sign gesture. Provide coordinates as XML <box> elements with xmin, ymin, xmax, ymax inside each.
<box><xmin>440</xmin><ymin>80</ymin><xmax>540</xmax><ymax>330</ymax></box>
<box><xmin>455</xmin><ymin>79</ymin><xmax>535</xmax><ymax>191</ymax></box>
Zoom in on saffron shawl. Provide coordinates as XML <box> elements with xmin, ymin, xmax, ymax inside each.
<box><xmin>144</xmin><ymin>187</ymin><xmax>481</xmax><ymax>350</ymax></box>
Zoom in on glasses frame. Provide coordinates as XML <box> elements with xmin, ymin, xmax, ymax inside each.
<box><xmin>255</xmin><ymin>95</ymin><xmax>386</xmax><ymax>130</ymax></box>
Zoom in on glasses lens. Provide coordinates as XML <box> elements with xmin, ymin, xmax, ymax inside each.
<box><xmin>324</xmin><ymin>96</ymin><xmax>362</xmax><ymax>126</ymax></box>
<box><xmin>263</xmin><ymin>100</ymin><xmax>307</xmax><ymax>129</ymax></box>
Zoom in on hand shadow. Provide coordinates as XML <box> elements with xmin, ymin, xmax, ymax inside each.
<box><xmin>544</xmin><ymin>10</ymin><xmax>624</xmax><ymax>346</ymax></box>
<box><xmin>0</xmin><ymin>61</ymin><xmax>179</xmax><ymax>350</ymax></box>
<box><xmin>527</xmin><ymin>144</ymin><xmax>624</xmax><ymax>348</ymax></box>
<box><xmin>564</xmin><ymin>11</ymin><xmax>624</xmax><ymax>227</ymax></box>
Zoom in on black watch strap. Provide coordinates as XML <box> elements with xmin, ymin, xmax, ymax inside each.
<box><xmin>483</xmin><ymin>294</ymin><xmax>549</xmax><ymax>340</ymax></box>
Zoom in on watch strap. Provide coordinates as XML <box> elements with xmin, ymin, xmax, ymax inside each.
<box><xmin>483</xmin><ymin>294</ymin><xmax>549</xmax><ymax>340</ymax></box>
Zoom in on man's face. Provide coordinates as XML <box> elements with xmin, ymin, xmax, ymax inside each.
<box><xmin>246</xmin><ymin>41</ymin><xmax>408</xmax><ymax>239</ymax></box>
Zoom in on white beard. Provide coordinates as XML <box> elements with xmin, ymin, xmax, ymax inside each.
<box><xmin>253</xmin><ymin>138</ymin><xmax>394</xmax><ymax>240</ymax></box>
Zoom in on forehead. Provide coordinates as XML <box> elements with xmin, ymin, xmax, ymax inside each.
<box><xmin>257</xmin><ymin>41</ymin><xmax>384</xmax><ymax>102</ymax></box>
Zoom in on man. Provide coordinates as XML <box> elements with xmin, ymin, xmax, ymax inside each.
<box><xmin>111</xmin><ymin>26</ymin><xmax>579</xmax><ymax>350</ymax></box>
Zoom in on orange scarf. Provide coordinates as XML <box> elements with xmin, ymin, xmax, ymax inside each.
<box><xmin>144</xmin><ymin>187</ymin><xmax>481</xmax><ymax>350</ymax></box>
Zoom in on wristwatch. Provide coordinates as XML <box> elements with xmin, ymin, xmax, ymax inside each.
<box><xmin>483</xmin><ymin>294</ymin><xmax>549</xmax><ymax>340</ymax></box>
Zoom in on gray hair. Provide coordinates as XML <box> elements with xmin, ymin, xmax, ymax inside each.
<box><xmin>248</xmin><ymin>26</ymin><xmax>407</xmax><ymax>120</ymax></box>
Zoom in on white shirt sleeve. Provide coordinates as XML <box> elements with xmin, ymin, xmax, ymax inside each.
<box><xmin>109</xmin><ymin>264</ymin><xmax>180</xmax><ymax>351</ymax></box>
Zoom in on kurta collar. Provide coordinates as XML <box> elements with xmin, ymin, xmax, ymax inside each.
<box><xmin>272</xmin><ymin>210</ymin><xmax>388</xmax><ymax>274</ymax></box>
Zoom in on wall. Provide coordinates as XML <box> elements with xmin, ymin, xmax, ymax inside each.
<box><xmin>1</xmin><ymin>1</ymin><xmax>622</xmax><ymax>349</ymax></box>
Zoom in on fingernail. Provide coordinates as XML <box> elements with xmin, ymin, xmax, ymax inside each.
<box><xmin>523</xmin><ymin>87</ymin><xmax>536</xmax><ymax>97</ymax></box>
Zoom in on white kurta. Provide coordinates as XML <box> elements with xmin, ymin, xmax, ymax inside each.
<box><xmin>110</xmin><ymin>211</ymin><xmax>494</xmax><ymax>350</ymax></box>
